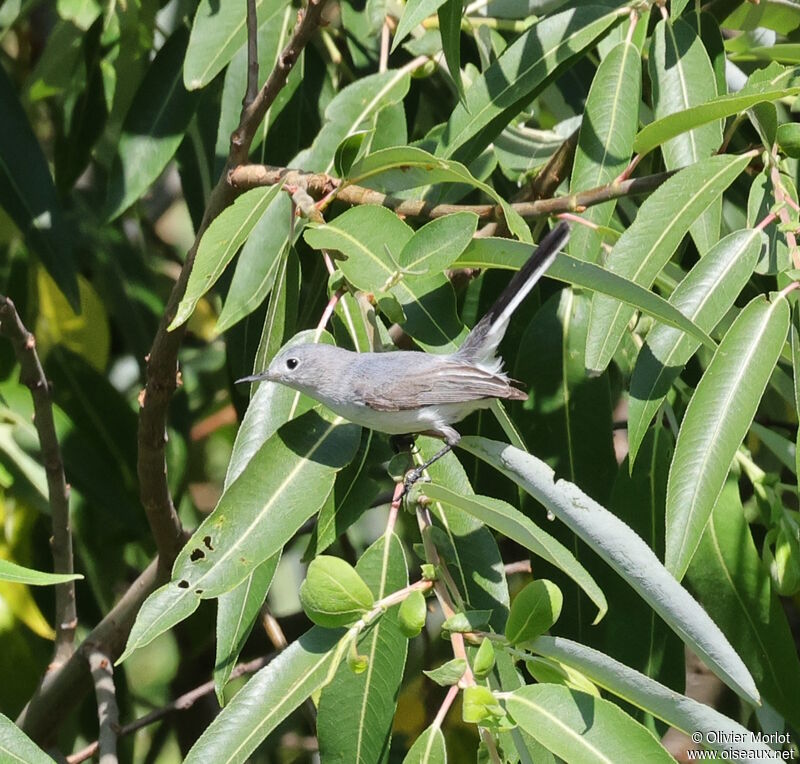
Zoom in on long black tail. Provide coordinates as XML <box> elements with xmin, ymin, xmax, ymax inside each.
<box><xmin>456</xmin><ymin>221</ymin><xmax>569</xmax><ymax>365</ymax></box>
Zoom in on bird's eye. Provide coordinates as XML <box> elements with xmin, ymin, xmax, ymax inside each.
<box><xmin>286</xmin><ymin>357</ymin><xmax>299</xmax><ymax>370</ymax></box>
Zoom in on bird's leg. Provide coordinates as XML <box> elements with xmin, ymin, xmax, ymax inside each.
<box><xmin>402</xmin><ymin>428</ymin><xmax>459</xmax><ymax>495</ymax></box>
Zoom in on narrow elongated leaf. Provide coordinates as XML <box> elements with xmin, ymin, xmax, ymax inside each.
<box><xmin>636</xmin><ymin>65</ymin><xmax>800</xmax><ymax>156</ymax></box>
<box><xmin>687</xmin><ymin>480</ymin><xmax>800</xmax><ymax>728</ymax></box>
<box><xmin>216</xmin><ymin>190</ymin><xmax>293</xmax><ymax>332</ymax></box>
<box><xmin>792</xmin><ymin>304</ymin><xmax>800</xmax><ymax>479</ymax></box>
<box><xmin>318</xmin><ymin>533</ymin><xmax>408</xmax><ymax>763</ymax></box>
<box><xmin>392</xmin><ymin>0</ymin><xmax>448</xmax><ymax>52</ymax></box>
<box><xmin>569</xmin><ymin>41</ymin><xmax>640</xmax><ymax>263</ymax></box>
<box><xmin>106</xmin><ymin>28</ymin><xmax>199</xmax><ymax>220</ymax></box>
<box><xmin>627</xmin><ymin>228</ymin><xmax>763</xmax><ymax>466</ymax></box>
<box><xmin>529</xmin><ymin>636</ymin><xmax>775</xmax><ymax>759</ymax></box>
<box><xmin>457</xmin><ymin>238</ymin><xmax>713</xmax><ymax>348</ymax></box>
<box><xmin>585</xmin><ymin>153</ymin><xmax>751</xmax><ymax>372</ymax></box>
<box><xmin>403</xmin><ymin>725</ymin><xmax>447</xmax><ymax>763</ymax></box>
<box><xmin>649</xmin><ymin>18</ymin><xmax>722</xmax><ymax>252</ymax></box>
<box><xmin>506</xmin><ymin>685</ymin><xmax>673</xmax><ymax>763</ymax></box>
<box><xmin>0</xmin><ymin>559</ymin><xmax>82</xmax><ymax>586</ymax></box>
<box><xmin>171</xmin><ymin>184</ymin><xmax>284</xmax><ymax>330</ymax></box>
<box><xmin>185</xmin><ymin>627</ymin><xmax>344</xmax><ymax>764</ymax></box>
<box><xmin>120</xmin><ymin>410</ymin><xmax>359</xmax><ymax>661</ymax></box>
<box><xmin>347</xmin><ymin>146</ymin><xmax>530</xmax><ymax>242</ymax></box>
<box><xmin>458</xmin><ymin>436</ymin><xmax>759</xmax><ymax>704</ymax></box>
<box><xmin>0</xmin><ymin>713</ymin><xmax>55</xmax><ymax>764</ymax></box>
<box><xmin>421</xmin><ymin>483</ymin><xmax>606</xmax><ymax>622</ymax></box>
<box><xmin>296</xmin><ymin>70</ymin><xmax>411</xmax><ymax>174</ymax></box>
<box><xmin>666</xmin><ymin>294</ymin><xmax>789</xmax><ymax>580</ymax></box>
<box><xmin>601</xmin><ymin>428</ymin><xmax>683</xmax><ymax>693</ymax></box>
<box><xmin>436</xmin><ymin>6</ymin><xmax>623</xmax><ymax>162</ymax></box>
<box><xmin>183</xmin><ymin>0</ymin><xmax>277</xmax><ymax>89</ymax></box>
<box><xmin>438</xmin><ymin>0</ymin><xmax>462</xmax><ymax>99</ymax></box>
<box><xmin>0</xmin><ymin>66</ymin><xmax>78</xmax><ymax>308</ymax></box>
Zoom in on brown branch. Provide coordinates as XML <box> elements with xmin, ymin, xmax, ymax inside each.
<box><xmin>85</xmin><ymin>649</ymin><xmax>119</xmax><ymax>764</ymax></box>
<box><xmin>137</xmin><ymin>0</ymin><xmax>331</xmax><ymax>574</ymax></box>
<box><xmin>18</xmin><ymin>559</ymin><xmax>161</xmax><ymax>743</ymax></box>
<box><xmin>245</xmin><ymin>0</ymin><xmax>259</xmax><ymax>107</ymax></box>
<box><xmin>228</xmin><ymin>164</ymin><xmax>677</xmax><ymax>221</ymax></box>
<box><xmin>503</xmin><ymin>560</ymin><xmax>532</xmax><ymax>576</ymax></box>
<box><xmin>525</xmin><ymin>126</ymin><xmax>580</xmax><ymax>201</ymax></box>
<box><xmin>0</xmin><ymin>295</ymin><xmax>77</xmax><ymax>665</ymax></box>
<box><xmin>65</xmin><ymin>654</ymin><xmax>273</xmax><ymax>764</ymax></box>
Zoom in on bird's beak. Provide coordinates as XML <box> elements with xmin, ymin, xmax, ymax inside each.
<box><xmin>235</xmin><ymin>372</ymin><xmax>271</xmax><ymax>384</ymax></box>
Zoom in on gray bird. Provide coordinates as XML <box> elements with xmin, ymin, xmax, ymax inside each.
<box><xmin>238</xmin><ymin>221</ymin><xmax>569</xmax><ymax>486</ymax></box>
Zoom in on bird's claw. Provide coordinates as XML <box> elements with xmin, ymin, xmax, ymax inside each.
<box><xmin>401</xmin><ymin>466</ymin><xmax>430</xmax><ymax>497</ymax></box>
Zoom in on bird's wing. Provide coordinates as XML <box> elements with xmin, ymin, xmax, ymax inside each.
<box><xmin>355</xmin><ymin>359</ymin><xmax>526</xmax><ymax>411</ymax></box>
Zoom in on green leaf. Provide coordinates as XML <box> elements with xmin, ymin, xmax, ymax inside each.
<box><xmin>585</xmin><ymin>153</ymin><xmax>751</xmax><ymax>372</ymax></box>
<box><xmin>317</xmin><ymin>533</ymin><xmax>409</xmax><ymax>762</ymax></box>
<box><xmin>171</xmin><ymin>184</ymin><xmax>285</xmax><ymax>330</ymax></box>
<box><xmin>529</xmin><ymin>636</ymin><xmax>775</xmax><ymax>759</ymax></box>
<box><xmin>403</xmin><ymin>725</ymin><xmax>447</xmax><ymax>764</ymax></box>
<box><xmin>214</xmin><ymin>556</ymin><xmax>279</xmax><ymax>704</ymax></box>
<box><xmin>420</xmin><ymin>484</ymin><xmax>607</xmax><ymax>623</ymax></box>
<box><xmin>304</xmin><ymin>208</ymin><xmax>468</xmax><ymax>351</ymax></box>
<box><xmin>649</xmin><ymin>18</ymin><xmax>723</xmax><ymax>253</ymax></box>
<box><xmin>438</xmin><ymin>0</ymin><xmax>463</xmax><ymax>100</ymax></box>
<box><xmin>300</xmin><ymin>555</ymin><xmax>374</xmax><ymax>628</ymax></box>
<box><xmin>185</xmin><ymin>627</ymin><xmax>344</xmax><ymax>763</ymax></box>
<box><xmin>436</xmin><ymin>6</ymin><xmax>622</xmax><ymax>163</ymax></box>
<box><xmin>792</xmin><ymin>303</ymin><xmax>800</xmax><ymax>480</ymax></box>
<box><xmin>459</xmin><ymin>436</ymin><xmax>760</xmax><ymax>705</ymax></box>
<box><xmin>183</xmin><ymin>0</ymin><xmax>277</xmax><ymax>90</ymax></box>
<box><xmin>304</xmin><ymin>205</ymin><xmax>414</xmax><ymax>293</ymax></box>
<box><xmin>473</xmin><ymin>637</ymin><xmax>496</xmax><ymax>679</ymax></box>
<box><xmin>666</xmin><ymin>294</ymin><xmax>789</xmax><ymax>580</ymax></box>
<box><xmin>686</xmin><ymin>479</ymin><xmax>800</xmax><ymax>728</ymax></box>
<box><xmin>0</xmin><ymin>66</ymin><xmax>78</xmax><ymax>309</ymax></box>
<box><xmin>296</xmin><ymin>70</ymin><xmax>411</xmax><ymax>174</ymax></box>
<box><xmin>441</xmin><ymin>610</ymin><xmax>492</xmax><ymax>633</ymax></box>
<box><xmin>627</xmin><ymin>228</ymin><xmax>763</xmax><ymax>466</ymax></box>
<box><xmin>398</xmin><ymin>589</ymin><xmax>428</xmax><ymax>637</ymax></box>
<box><xmin>120</xmin><ymin>409</ymin><xmax>359</xmax><ymax>661</ymax></box>
<box><xmin>505</xmin><ymin>580</ymin><xmax>563</xmax><ymax>645</ymax></box>
<box><xmin>106</xmin><ymin>27</ymin><xmax>199</xmax><ymax>221</ymax></box>
<box><xmin>457</xmin><ymin>238</ymin><xmax>714</xmax><ymax>348</ymax></box>
<box><xmin>423</xmin><ymin>657</ymin><xmax>467</xmax><ymax>686</ymax></box>
<box><xmin>399</xmin><ymin>213</ymin><xmax>478</xmax><ymax>274</ymax></box>
<box><xmin>524</xmin><ymin>655</ymin><xmax>600</xmax><ymax>697</ymax></box>
<box><xmin>747</xmin><ymin>169</ymin><xmax>791</xmax><ymax>275</ymax></box>
<box><xmin>216</xmin><ymin>190</ymin><xmax>293</xmax><ymax>332</ymax></box>
<box><xmin>723</xmin><ymin>2</ymin><xmax>800</xmax><ymax>36</ymax></box>
<box><xmin>392</xmin><ymin>0</ymin><xmax>448</xmax><ymax>53</ymax></box>
<box><xmin>462</xmin><ymin>685</ymin><xmax>504</xmax><ymax>724</ymax></box>
<box><xmin>506</xmin><ymin>685</ymin><xmax>672</xmax><ymax>762</ymax></box>
<box><xmin>636</xmin><ymin>65</ymin><xmax>800</xmax><ymax>156</ymax></box>
<box><xmin>0</xmin><ymin>559</ymin><xmax>82</xmax><ymax>586</ymax></box>
<box><xmin>569</xmin><ymin>41</ymin><xmax>641</xmax><ymax>263</ymax></box>
<box><xmin>0</xmin><ymin>713</ymin><xmax>55</xmax><ymax>764</ymax></box>
<box><xmin>346</xmin><ymin>146</ymin><xmax>531</xmax><ymax>242</ymax></box>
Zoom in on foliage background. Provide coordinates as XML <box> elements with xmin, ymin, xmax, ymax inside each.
<box><xmin>1</xmin><ymin>0</ymin><xmax>800</xmax><ymax>761</ymax></box>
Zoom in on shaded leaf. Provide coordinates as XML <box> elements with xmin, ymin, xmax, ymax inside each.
<box><xmin>0</xmin><ymin>713</ymin><xmax>55</xmax><ymax>764</ymax></box>
<box><xmin>403</xmin><ymin>725</ymin><xmax>447</xmax><ymax>764</ymax></box>
<box><xmin>0</xmin><ymin>559</ymin><xmax>82</xmax><ymax>586</ymax></box>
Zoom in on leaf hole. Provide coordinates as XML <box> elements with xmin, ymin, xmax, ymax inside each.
<box><xmin>195</xmin><ymin>589</ymin><xmax>204</xmax><ymax>595</ymax></box>
<box><xmin>190</xmin><ymin>548</ymin><xmax>205</xmax><ymax>562</ymax></box>
<box><xmin>177</xmin><ymin>580</ymin><xmax>189</xmax><ymax>589</ymax></box>
<box><xmin>203</xmin><ymin>535</ymin><xmax>214</xmax><ymax>551</ymax></box>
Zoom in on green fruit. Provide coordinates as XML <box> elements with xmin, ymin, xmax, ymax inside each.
<box><xmin>472</xmin><ymin>637</ymin><xmax>496</xmax><ymax>679</ymax></box>
<box><xmin>299</xmin><ymin>555</ymin><xmax>374</xmax><ymax>628</ymax></box>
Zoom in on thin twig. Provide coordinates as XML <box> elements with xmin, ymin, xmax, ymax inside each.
<box><xmin>19</xmin><ymin>559</ymin><xmax>161</xmax><ymax>743</ymax></box>
<box><xmin>504</xmin><ymin>560</ymin><xmax>532</xmax><ymax>576</ymax></box>
<box><xmin>0</xmin><ymin>295</ymin><xmax>77</xmax><ymax>666</ymax></box>
<box><xmin>66</xmin><ymin>654</ymin><xmax>274</xmax><ymax>764</ymax></box>
<box><xmin>769</xmin><ymin>148</ymin><xmax>800</xmax><ymax>269</ymax></box>
<box><xmin>85</xmin><ymin>649</ymin><xmax>118</xmax><ymax>764</ymax></box>
<box><xmin>525</xmin><ymin>127</ymin><xmax>580</xmax><ymax>201</ymax></box>
<box><xmin>137</xmin><ymin>0</ymin><xmax>331</xmax><ymax>575</ymax></box>
<box><xmin>228</xmin><ymin>164</ymin><xmax>678</xmax><ymax>221</ymax></box>
<box><xmin>244</xmin><ymin>0</ymin><xmax>260</xmax><ymax>106</ymax></box>
<box><xmin>379</xmin><ymin>19</ymin><xmax>390</xmax><ymax>73</ymax></box>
